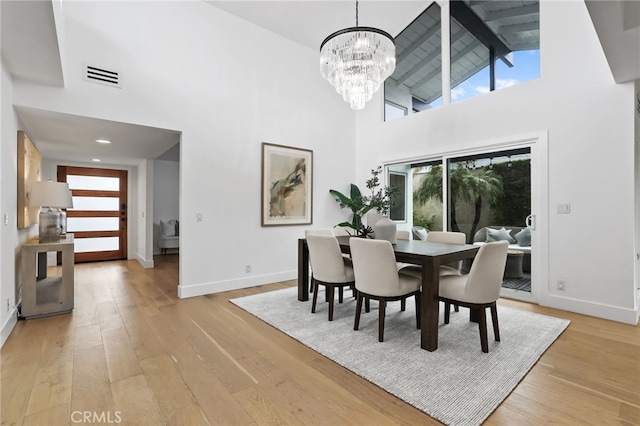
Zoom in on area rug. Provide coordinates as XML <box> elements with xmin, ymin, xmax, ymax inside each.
<box><xmin>230</xmin><ymin>287</ymin><xmax>570</xmax><ymax>426</ymax></box>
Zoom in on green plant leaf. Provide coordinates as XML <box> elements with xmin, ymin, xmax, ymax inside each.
<box><xmin>336</xmin><ymin>221</ymin><xmax>357</xmax><ymax>230</ymax></box>
<box><xmin>329</xmin><ymin>189</ymin><xmax>351</xmax><ymax>206</ymax></box>
<box><xmin>349</xmin><ymin>184</ymin><xmax>362</xmax><ymax>201</ymax></box>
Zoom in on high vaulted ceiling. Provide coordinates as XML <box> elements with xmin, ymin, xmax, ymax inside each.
<box><xmin>1</xmin><ymin>1</ymin><xmax>637</xmax><ymax>167</ymax></box>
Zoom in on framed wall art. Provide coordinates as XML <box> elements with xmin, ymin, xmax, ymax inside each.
<box><xmin>261</xmin><ymin>142</ymin><xmax>312</xmax><ymax>226</ymax></box>
<box><xmin>17</xmin><ymin>131</ymin><xmax>41</xmax><ymax>229</ymax></box>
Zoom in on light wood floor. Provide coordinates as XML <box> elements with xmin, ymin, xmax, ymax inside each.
<box><xmin>1</xmin><ymin>255</ymin><xmax>639</xmax><ymax>425</ymax></box>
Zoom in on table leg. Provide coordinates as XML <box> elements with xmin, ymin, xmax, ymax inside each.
<box><xmin>420</xmin><ymin>257</ymin><xmax>440</xmax><ymax>351</ymax></box>
<box><xmin>298</xmin><ymin>239</ymin><xmax>309</xmax><ymax>301</ymax></box>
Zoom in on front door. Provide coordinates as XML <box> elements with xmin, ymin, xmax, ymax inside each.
<box><xmin>58</xmin><ymin>166</ymin><xmax>128</xmax><ymax>262</ymax></box>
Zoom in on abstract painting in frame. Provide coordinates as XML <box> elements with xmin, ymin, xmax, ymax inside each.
<box><xmin>261</xmin><ymin>142</ymin><xmax>312</xmax><ymax>226</ymax></box>
<box><xmin>17</xmin><ymin>131</ymin><xmax>41</xmax><ymax>229</ymax></box>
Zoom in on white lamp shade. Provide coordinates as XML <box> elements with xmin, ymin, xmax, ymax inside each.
<box><xmin>29</xmin><ymin>181</ymin><xmax>74</xmax><ymax>208</ymax></box>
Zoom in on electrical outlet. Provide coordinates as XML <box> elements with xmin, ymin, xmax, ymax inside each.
<box><xmin>245</xmin><ymin>265</ymin><xmax>251</xmax><ymax>273</ymax></box>
<box><xmin>557</xmin><ymin>279</ymin><xmax>566</xmax><ymax>291</ymax></box>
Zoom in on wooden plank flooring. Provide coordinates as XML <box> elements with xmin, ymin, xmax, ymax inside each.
<box><xmin>1</xmin><ymin>255</ymin><xmax>639</xmax><ymax>425</ymax></box>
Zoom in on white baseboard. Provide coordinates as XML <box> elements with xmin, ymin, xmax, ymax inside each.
<box><xmin>136</xmin><ymin>254</ymin><xmax>154</xmax><ymax>269</ymax></box>
<box><xmin>1</xmin><ymin>309</ymin><xmax>18</xmax><ymax>349</ymax></box>
<box><xmin>178</xmin><ymin>270</ymin><xmax>296</xmax><ymax>299</ymax></box>
<box><xmin>543</xmin><ymin>294</ymin><xmax>639</xmax><ymax>325</ymax></box>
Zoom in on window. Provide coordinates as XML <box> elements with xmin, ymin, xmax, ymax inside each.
<box><xmin>384</xmin><ymin>2</ymin><xmax>442</xmax><ymax>121</ymax></box>
<box><xmin>384</xmin><ymin>1</ymin><xmax>540</xmax><ymax>117</ymax></box>
<box><xmin>450</xmin><ymin>0</ymin><xmax>539</xmax><ymax>103</ymax></box>
<box><xmin>389</xmin><ymin>172</ymin><xmax>407</xmax><ymax>221</ymax></box>
<box><xmin>411</xmin><ymin>160</ymin><xmax>444</xmax><ymax>231</ymax></box>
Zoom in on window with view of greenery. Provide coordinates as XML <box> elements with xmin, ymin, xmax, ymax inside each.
<box><xmin>412</xmin><ymin>149</ymin><xmax>531</xmax><ymax>244</ymax></box>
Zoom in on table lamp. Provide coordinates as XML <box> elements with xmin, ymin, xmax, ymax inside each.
<box><xmin>28</xmin><ymin>181</ymin><xmax>74</xmax><ymax>243</ymax></box>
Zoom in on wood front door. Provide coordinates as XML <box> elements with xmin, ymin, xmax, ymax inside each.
<box><xmin>58</xmin><ymin>166</ymin><xmax>128</xmax><ymax>262</ymax></box>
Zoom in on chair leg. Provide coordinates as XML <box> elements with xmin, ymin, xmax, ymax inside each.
<box><xmin>310</xmin><ymin>276</ymin><xmax>315</xmax><ymax>293</ymax></box>
<box><xmin>479</xmin><ymin>307</ymin><xmax>489</xmax><ymax>353</ymax></box>
<box><xmin>401</xmin><ymin>298</ymin><xmax>406</xmax><ymax>311</ymax></box>
<box><xmin>378</xmin><ymin>298</ymin><xmax>386</xmax><ymax>342</ymax></box>
<box><xmin>490</xmin><ymin>304</ymin><xmax>500</xmax><ymax>342</ymax></box>
<box><xmin>327</xmin><ymin>286</ymin><xmax>335</xmax><ymax>321</ymax></box>
<box><xmin>354</xmin><ymin>294</ymin><xmax>363</xmax><ymax>330</ymax></box>
<box><xmin>365</xmin><ymin>297</ymin><xmax>370</xmax><ymax>313</ymax></box>
<box><xmin>444</xmin><ymin>302</ymin><xmax>451</xmax><ymax>324</ymax></box>
<box><xmin>454</xmin><ymin>304</ymin><xmax>459</xmax><ymax>312</ymax></box>
<box><xmin>311</xmin><ymin>282</ymin><xmax>319</xmax><ymax>314</ymax></box>
<box><xmin>338</xmin><ymin>287</ymin><xmax>344</xmax><ymax>303</ymax></box>
<box><xmin>415</xmin><ymin>293</ymin><xmax>421</xmax><ymax>329</ymax></box>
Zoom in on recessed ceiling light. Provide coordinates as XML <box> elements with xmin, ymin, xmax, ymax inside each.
<box><xmin>92</xmin><ymin>158</ymin><xmax>101</xmax><ymax>162</ymax></box>
<box><xmin>95</xmin><ymin>139</ymin><xmax>111</xmax><ymax>144</ymax></box>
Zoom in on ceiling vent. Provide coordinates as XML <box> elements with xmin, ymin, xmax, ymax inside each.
<box><xmin>83</xmin><ymin>64</ymin><xmax>121</xmax><ymax>88</ymax></box>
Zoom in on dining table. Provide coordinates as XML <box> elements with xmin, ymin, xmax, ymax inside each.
<box><xmin>298</xmin><ymin>235</ymin><xmax>480</xmax><ymax>351</ymax></box>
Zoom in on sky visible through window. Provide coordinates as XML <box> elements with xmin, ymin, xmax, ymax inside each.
<box><xmin>451</xmin><ymin>50</ymin><xmax>540</xmax><ymax>103</ymax></box>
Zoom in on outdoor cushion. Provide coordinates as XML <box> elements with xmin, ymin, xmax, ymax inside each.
<box><xmin>515</xmin><ymin>227</ymin><xmax>531</xmax><ymax>247</ymax></box>
<box><xmin>486</xmin><ymin>227</ymin><xmax>516</xmax><ymax>243</ymax></box>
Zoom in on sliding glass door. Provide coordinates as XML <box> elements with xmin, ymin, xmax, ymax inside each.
<box><xmin>445</xmin><ymin>149</ymin><xmax>532</xmax><ymax>295</ymax></box>
<box><xmin>407</xmin><ymin>147</ymin><xmax>533</xmax><ymax>297</ymax></box>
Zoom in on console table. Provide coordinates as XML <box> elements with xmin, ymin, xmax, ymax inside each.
<box><xmin>20</xmin><ymin>234</ymin><xmax>74</xmax><ymax>319</ymax></box>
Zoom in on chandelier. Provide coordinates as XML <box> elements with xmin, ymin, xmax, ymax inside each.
<box><xmin>319</xmin><ymin>1</ymin><xmax>396</xmax><ymax>110</ymax></box>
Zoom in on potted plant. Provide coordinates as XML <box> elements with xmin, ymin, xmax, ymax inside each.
<box><xmin>329</xmin><ymin>166</ymin><xmax>398</xmax><ymax>238</ymax></box>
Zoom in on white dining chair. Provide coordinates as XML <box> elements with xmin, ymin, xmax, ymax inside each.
<box><xmin>439</xmin><ymin>241</ymin><xmax>508</xmax><ymax>353</ymax></box>
<box><xmin>349</xmin><ymin>238</ymin><xmax>422</xmax><ymax>342</ymax></box>
<box><xmin>400</xmin><ymin>231</ymin><xmax>467</xmax><ymax>312</ymax></box>
<box><xmin>305</xmin><ymin>234</ymin><xmax>355</xmax><ymax>321</ymax></box>
<box><xmin>396</xmin><ymin>230</ymin><xmax>410</xmax><ymax>240</ymax></box>
<box><xmin>400</xmin><ymin>231</ymin><xmax>466</xmax><ymax>277</ymax></box>
<box><xmin>426</xmin><ymin>231</ymin><xmax>467</xmax><ymax>275</ymax></box>
<box><xmin>305</xmin><ymin>229</ymin><xmax>352</xmax><ymax>296</ymax></box>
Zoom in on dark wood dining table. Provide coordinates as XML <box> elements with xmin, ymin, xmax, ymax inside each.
<box><xmin>298</xmin><ymin>236</ymin><xmax>479</xmax><ymax>351</ymax></box>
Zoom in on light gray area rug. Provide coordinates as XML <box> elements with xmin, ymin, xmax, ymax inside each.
<box><xmin>231</xmin><ymin>287</ymin><xmax>570</xmax><ymax>426</ymax></box>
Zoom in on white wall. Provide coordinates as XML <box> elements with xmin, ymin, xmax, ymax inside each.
<box><xmin>1</xmin><ymin>60</ymin><xmax>39</xmax><ymax>346</ymax></box>
<box><xmin>153</xmin><ymin>159</ymin><xmax>179</xmax><ymax>254</ymax></box>
<box><xmin>135</xmin><ymin>159</ymin><xmax>154</xmax><ymax>268</ymax></box>
<box><xmin>635</xmin><ymin>79</ymin><xmax>640</xmax><ymax>319</ymax></box>
<box><xmin>12</xmin><ymin>1</ymin><xmax>356</xmax><ymax>297</ymax></box>
<box><xmin>356</xmin><ymin>1</ymin><xmax>638</xmax><ymax>323</ymax></box>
